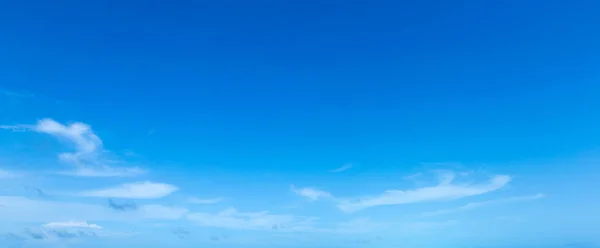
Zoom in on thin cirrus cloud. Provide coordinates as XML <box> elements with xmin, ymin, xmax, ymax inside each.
<box><xmin>291</xmin><ymin>185</ymin><xmax>333</xmax><ymax>201</ymax></box>
<box><xmin>330</xmin><ymin>164</ymin><xmax>353</xmax><ymax>173</ymax></box>
<box><xmin>188</xmin><ymin>197</ymin><xmax>224</xmax><ymax>204</ymax></box>
<box><xmin>0</xmin><ymin>196</ymin><xmax>188</xmax><ymax>222</ymax></box>
<box><xmin>421</xmin><ymin>193</ymin><xmax>546</xmax><ymax>217</ymax></box>
<box><xmin>79</xmin><ymin>181</ymin><xmax>178</xmax><ymax>199</ymax></box>
<box><xmin>43</xmin><ymin>221</ymin><xmax>102</xmax><ymax>229</ymax></box>
<box><xmin>337</xmin><ymin>173</ymin><xmax>512</xmax><ymax>213</ymax></box>
<box><xmin>0</xmin><ymin>118</ymin><xmax>145</xmax><ymax>177</ymax></box>
<box><xmin>187</xmin><ymin>207</ymin><xmax>316</xmax><ymax>232</ymax></box>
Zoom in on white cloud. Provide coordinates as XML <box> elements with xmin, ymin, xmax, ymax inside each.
<box><xmin>330</xmin><ymin>164</ymin><xmax>353</xmax><ymax>173</ymax></box>
<box><xmin>189</xmin><ymin>197</ymin><xmax>224</xmax><ymax>204</ymax></box>
<box><xmin>291</xmin><ymin>186</ymin><xmax>332</xmax><ymax>201</ymax></box>
<box><xmin>421</xmin><ymin>193</ymin><xmax>545</xmax><ymax>216</ymax></box>
<box><xmin>34</xmin><ymin>118</ymin><xmax>102</xmax><ymax>156</ymax></box>
<box><xmin>79</xmin><ymin>181</ymin><xmax>178</xmax><ymax>199</ymax></box>
<box><xmin>1</xmin><ymin>118</ymin><xmax>145</xmax><ymax>177</ymax></box>
<box><xmin>43</xmin><ymin>221</ymin><xmax>102</xmax><ymax>229</ymax></box>
<box><xmin>187</xmin><ymin>208</ymin><xmax>316</xmax><ymax>231</ymax></box>
<box><xmin>0</xmin><ymin>196</ymin><xmax>187</xmax><ymax>222</ymax></box>
<box><xmin>337</xmin><ymin>174</ymin><xmax>511</xmax><ymax>212</ymax></box>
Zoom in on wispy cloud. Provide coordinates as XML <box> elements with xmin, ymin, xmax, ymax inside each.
<box><xmin>421</xmin><ymin>193</ymin><xmax>545</xmax><ymax>217</ymax></box>
<box><xmin>58</xmin><ymin>166</ymin><xmax>145</xmax><ymax>177</ymax></box>
<box><xmin>43</xmin><ymin>221</ymin><xmax>102</xmax><ymax>229</ymax></box>
<box><xmin>79</xmin><ymin>181</ymin><xmax>178</xmax><ymax>199</ymax></box>
<box><xmin>189</xmin><ymin>197</ymin><xmax>224</xmax><ymax>204</ymax></box>
<box><xmin>337</xmin><ymin>173</ymin><xmax>511</xmax><ymax>212</ymax></box>
<box><xmin>1</xmin><ymin>118</ymin><xmax>145</xmax><ymax>177</ymax></box>
<box><xmin>403</xmin><ymin>172</ymin><xmax>423</xmax><ymax>181</ymax></box>
<box><xmin>0</xmin><ymin>125</ymin><xmax>29</xmax><ymax>132</ymax></box>
<box><xmin>0</xmin><ymin>196</ymin><xmax>188</xmax><ymax>222</ymax></box>
<box><xmin>1</xmin><ymin>89</ymin><xmax>35</xmax><ymax>98</ymax></box>
<box><xmin>12</xmin><ymin>221</ymin><xmax>102</xmax><ymax>242</ymax></box>
<box><xmin>187</xmin><ymin>207</ymin><xmax>316</xmax><ymax>231</ymax></box>
<box><xmin>330</xmin><ymin>164</ymin><xmax>353</xmax><ymax>173</ymax></box>
<box><xmin>291</xmin><ymin>185</ymin><xmax>333</xmax><ymax>201</ymax></box>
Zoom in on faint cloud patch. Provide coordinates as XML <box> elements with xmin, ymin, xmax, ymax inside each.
<box><xmin>12</xmin><ymin>221</ymin><xmax>102</xmax><ymax>241</ymax></box>
<box><xmin>187</xmin><ymin>207</ymin><xmax>316</xmax><ymax>232</ymax></box>
<box><xmin>330</xmin><ymin>163</ymin><xmax>353</xmax><ymax>173</ymax></box>
<box><xmin>108</xmin><ymin>198</ymin><xmax>138</xmax><ymax>211</ymax></box>
<box><xmin>422</xmin><ymin>193</ymin><xmax>545</xmax><ymax>217</ymax></box>
<box><xmin>80</xmin><ymin>181</ymin><xmax>178</xmax><ymax>199</ymax></box>
<box><xmin>0</xmin><ymin>196</ymin><xmax>188</xmax><ymax>222</ymax></box>
<box><xmin>1</xmin><ymin>89</ymin><xmax>35</xmax><ymax>98</ymax></box>
<box><xmin>189</xmin><ymin>197</ymin><xmax>224</xmax><ymax>204</ymax></box>
<box><xmin>291</xmin><ymin>185</ymin><xmax>332</xmax><ymax>201</ymax></box>
<box><xmin>0</xmin><ymin>169</ymin><xmax>21</xmax><ymax>179</ymax></box>
<box><xmin>172</xmin><ymin>227</ymin><xmax>190</xmax><ymax>239</ymax></box>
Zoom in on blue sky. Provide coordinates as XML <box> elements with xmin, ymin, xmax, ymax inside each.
<box><xmin>1</xmin><ymin>0</ymin><xmax>600</xmax><ymax>247</ymax></box>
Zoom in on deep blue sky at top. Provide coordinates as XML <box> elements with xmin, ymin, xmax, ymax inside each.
<box><xmin>1</xmin><ymin>0</ymin><xmax>599</xmax><ymax>178</ymax></box>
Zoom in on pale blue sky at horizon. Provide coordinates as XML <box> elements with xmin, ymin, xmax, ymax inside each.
<box><xmin>1</xmin><ymin>1</ymin><xmax>600</xmax><ymax>248</ymax></box>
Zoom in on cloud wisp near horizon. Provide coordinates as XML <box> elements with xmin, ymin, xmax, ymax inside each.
<box><xmin>0</xmin><ymin>119</ymin><xmax>541</xmax><ymax>242</ymax></box>
<box><xmin>0</xmin><ymin>116</ymin><xmax>596</xmax><ymax>248</ymax></box>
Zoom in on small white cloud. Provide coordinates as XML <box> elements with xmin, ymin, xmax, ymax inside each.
<box><xmin>337</xmin><ymin>173</ymin><xmax>511</xmax><ymax>213</ymax></box>
<box><xmin>291</xmin><ymin>186</ymin><xmax>332</xmax><ymax>201</ymax></box>
<box><xmin>79</xmin><ymin>181</ymin><xmax>178</xmax><ymax>199</ymax></box>
<box><xmin>422</xmin><ymin>193</ymin><xmax>545</xmax><ymax>216</ymax></box>
<box><xmin>187</xmin><ymin>207</ymin><xmax>315</xmax><ymax>231</ymax></box>
<box><xmin>1</xmin><ymin>118</ymin><xmax>146</xmax><ymax>177</ymax></box>
<box><xmin>43</xmin><ymin>221</ymin><xmax>102</xmax><ymax>229</ymax></box>
<box><xmin>34</xmin><ymin>118</ymin><xmax>102</xmax><ymax>156</ymax></box>
<box><xmin>189</xmin><ymin>197</ymin><xmax>224</xmax><ymax>204</ymax></box>
<box><xmin>330</xmin><ymin>164</ymin><xmax>353</xmax><ymax>173</ymax></box>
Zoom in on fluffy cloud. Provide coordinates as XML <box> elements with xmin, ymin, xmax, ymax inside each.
<box><xmin>291</xmin><ymin>186</ymin><xmax>332</xmax><ymax>201</ymax></box>
<box><xmin>79</xmin><ymin>181</ymin><xmax>178</xmax><ymax>199</ymax></box>
<box><xmin>421</xmin><ymin>193</ymin><xmax>545</xmax><ymax>216</ymax></box>
<box><xmin>187</xmin><ymin>208</ymin><xmax>316</xmax><ymax>231</ymax></box>
<box><xmin>337</xmin><ymin>174</ymin><xmax>511</xmax><ymax>212</ymax></box>
<box><xmin>1</xmin><ymin>118</ymin><xmax>145</xmax><ymax>177</ymax></box>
